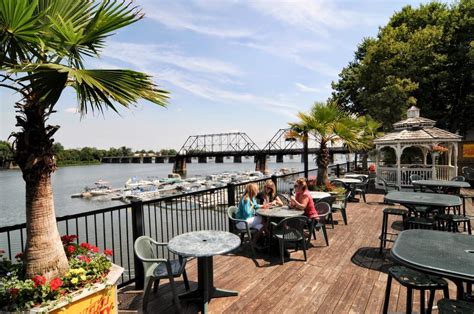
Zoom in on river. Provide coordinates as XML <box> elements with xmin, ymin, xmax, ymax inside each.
<box><xmin>0</xmin><ymin>159</ymin><xmax>314</xmax><ymax>227</ymax></box>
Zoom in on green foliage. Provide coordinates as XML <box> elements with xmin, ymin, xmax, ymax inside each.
<box><xmin>160</xmin><ymin>148</ymin><xmax>178</xmax><ymax>156</ymax></box>
<box><xmin>332</xmin><ymin>0</ymin><xmax>474</xmax><ymax>134</ymax></box>
<box><xmin>0</xmin><ymin>236</ymin><xmax>112</xmax><ymax>311</ymax></box>
<box><xmin>0</xmin><ymin>141</ymin><xmax>12</xmax><ymax>164</ymax></box>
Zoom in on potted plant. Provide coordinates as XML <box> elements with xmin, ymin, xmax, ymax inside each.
<box><xmin>0</xmin><ymin>235</ymin><xmax>122</xmax><ymax>313</ymax></box>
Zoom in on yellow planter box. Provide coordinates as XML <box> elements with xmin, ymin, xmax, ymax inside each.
<box><xmin>31</xmin><ymin>264</ymin><xmax>123</xmax><ymax>314</ymax></box>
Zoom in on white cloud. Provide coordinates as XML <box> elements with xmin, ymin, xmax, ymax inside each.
<box><xmin>64</xmin><ymin>107</ymin><xmax>78</xmax><ymax>114</ymax></box>
<box><xmin>140</xmin><ymin>1</ymin><xmax>254</xmax><ymax>39</ymax></box>
<box><xmin>247</xmin><ymin>0</ymin><xmax>382</xmax><ymax>33</ymax></box>
<box><xmin>295</xmin><ymin>82</ymin><xmax>326</xmax><ymax>93</ymax></box>
<box><xmin>102</xmin><ymin>41</ymin><xmax>243</xmax><ymax>77</ymax></box>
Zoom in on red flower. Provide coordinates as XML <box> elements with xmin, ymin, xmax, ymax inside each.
<box><xmin>10</xmin><ymin>288</ymin><xmax>19</xmax><ymax>296</ymax></box>
<box><xmin>49</xmin><ymin>278</ymin><xmax>62</xmax><ymax>291</ymax></box>
<box><xmin>90</xmin><ymin>246</ymin><xmax>99</xmax><ymax>253</ymax></box>
<box><xmin>15</xmin><ymin>252</ymin><xmax>23</xmax><ymax>259</ymax></box>
<box><xmin>33</xmin><ymin>275</ymin><xmax>47</xmax><ymax>288</ymax></box>
<box><xmin>78</xmin><ymin>255</ymin><xmax>91</xmax><ymax>263</ymax></box>
<box><xmin>0</xmin><ymin>249</ymin><xmax>5</xmax><ymax>254</ymax></box>
<box><xmin>80</xmin><ymin>242</ymin><xmax>91</xmax><ymax>250</ymax></box>
<box><xmin>66</xmin><ymin>245</ymin><xmax>76</xmax><ymax>254</ymax></box>
<box><xmin>61</xmin><ymin>235</ymin><xmax>78</xmax><ymax>244</ymax></box>
<box><xmin>104</xmin><ymin>249</ymin><xmax>113</xmax><ymax>256</ymax></box>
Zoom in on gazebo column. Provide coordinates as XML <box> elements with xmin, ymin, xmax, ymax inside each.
<box><xmin>448</xmin><ymin>143</ymin><xmax>452</xmax><ymax>166</ymax></box>
<box><xmin>423</xmin><ymin>149</ymin><xmax>428</xmax><ymax>165</ymax></box>
<box><xmin>396</xmin><ymin>143</ymin><xmax>401</xmax><ymax>186</ymax></box>
<box><xmin>431</xmin><ymin>152</ymin><xmax>437</xmax><ymax>180</ymax></box>
<box><xmin>453</xmin><ymin>143</ymin><xmax>458</xmax><ymax>176</ymax></box>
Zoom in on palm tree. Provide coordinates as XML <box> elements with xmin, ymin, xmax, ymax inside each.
<box><xmin>289</xmin><ymin>101</ymin><xmax>378</xmax><ymax>186</ymax></box>
<box><xmin>0</xmin><ymin>0</ymin><xmax>168</xmax><ymax>280</ymax></box>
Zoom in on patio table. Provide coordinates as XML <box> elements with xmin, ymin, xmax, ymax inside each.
<box><xmin>256</xmin><ymin>205</ymin><xmax>303</xmax><ymax>219</ymax></box>
<box><xmin>309</xmin><ymin>191</ymin><xmax>331</xmax><ymax>202</ymax></box>
<box><xmin>344</xmin><ymin>173</ymin><xmax>368</xmax><ymax>179</ymax></box>
<box><xmin>384</xmin><ymin>191</ymin><xmax>462</xmax><ymax>212</ymax></box>
<box><xmin>168</xmin><ymin>230</ymin><xmax>240</xmax><ymax>313</ymax></box>
<box><xmin>391</xmin><ymin>229</ymin><xmax>474</xmax><ymax>299</ymax></box>
<box><xmin>334</xmin><ymin>178</ymin><xmax>362</xmax><ymax>201</ymax></box>
<box><xmin>412</xmin><ymin>179</ymin><xmax>470</xmax><ymax>194</ymax></box>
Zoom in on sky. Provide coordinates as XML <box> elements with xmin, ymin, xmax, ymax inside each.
<box><xmin>0</xmin><ymin>0</ymin><xmax>442</xmax><ymax>151</ymax></box>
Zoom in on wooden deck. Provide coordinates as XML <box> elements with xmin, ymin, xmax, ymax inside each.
<box><xmin>118</xmin><ymin>193</ymin><xmax>473</xmax><ymax>313</ymax></box>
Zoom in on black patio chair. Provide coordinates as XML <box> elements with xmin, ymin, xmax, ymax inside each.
<box><xmin>307</xmin><ymin>202</ymin><xmax>331</xmax><ymax>246</ymax></box>
<box><xmin>451</xmin><ymin>176</ymin><xmax>466</xmax><ymax>182</ymax></box>
<box><xmin>270</xmin><ymin>216</ymin><xmax>309</xmax><ymax>264</ymax></box>
<box><xmin>316</xmin><ymin>196</ymin><xmax>338</xmax><ymax>228</ymax></box>
<box><xmin>353</xmin><ymin>176</ymin><xmax>369</xmax><ymax>202</ymax></box>
<box><xmin>376</xmin><ymin>176</ymin><xmax>401</xmax><ymax>194</ymax></box>
<box><xmin>276</xmin><ymin>193</ymin><xmax>290</xmax><ymax>206</ymax></box>
<box><xmin>410</xmin><ymin>174</ymin><xmax>423</xmax><ymax>192</ymax></box>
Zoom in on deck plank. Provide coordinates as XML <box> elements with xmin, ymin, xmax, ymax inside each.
<box><xmin>119</xmin><ymin>193</ymin><xmax>473</xmax><ymax>313</ymax></box>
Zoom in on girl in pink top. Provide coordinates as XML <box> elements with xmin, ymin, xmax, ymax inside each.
<box><xmin>290</xmin><ymin>178</ymin><xmax>318</xmax><ymax>218</ymax></box>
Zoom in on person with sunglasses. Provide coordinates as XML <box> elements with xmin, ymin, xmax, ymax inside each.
<box><xmin>256</xmin><ymin>180</ymin><xmax>283</xmax><ymax>207</ymax></box>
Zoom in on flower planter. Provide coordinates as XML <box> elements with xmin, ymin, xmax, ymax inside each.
<box><xmin>1</xmin><ymin>264</ymin><xmax>123</xmax><ymax>314</ymax></box>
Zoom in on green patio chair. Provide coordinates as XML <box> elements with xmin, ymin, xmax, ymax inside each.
<box><xmin>410</xmin><ymin>174</ymin><xmax>423</xmax><ymax>192</ymax></box>
<box><xmin>307</xmin><ymin>202</ymin><xmax>331</xmax><ymax>246</ymax></box>
<box><xmin>227</xmin><ymin>206</ymin><xmax>257</xmax><ymax>259</ymax></box>
<box><xmin>134</xmin><ymin>235</ymin><xmax>189</xmax><ymax>313</ymax></box>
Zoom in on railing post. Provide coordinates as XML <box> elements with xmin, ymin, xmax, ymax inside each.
<box><xmin>131</xmin><ymin>199</ymin><xmax>145</xmax><ymax>290</ymax></box>
<box><xmin>271</xmin><ymin>174</ymin><xmax>278</xmax><ymax>189</ymax></box>
<box><xmin>346</xmin><ymin>161</ymin><xmax>351</xmax><ymax>173</ymax></box>
<box><xmin>336</xmin><ymin>164</ymin><xmax>340</xmax><ymax>177</ymax></box>
<box><xmin>227</xmin><ymin>183</ymin><xmax>236</xmax><ymax>232</ymax></box>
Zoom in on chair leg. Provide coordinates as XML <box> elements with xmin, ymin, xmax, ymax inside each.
<box><xmin>420</xmin><ymin>289</ymin><xmax>425</xmax><ymax>314</ymax></box>
<box><xmin>443</xmin><ymin>286</ymin><xmax>449</xmax><ymax>299</ymax></box>
<box><xmin>380</xmin><ymin>213</ymin><xmax>387</xmax><ymax>254</ymax></box>
<box><xmin>382</xmin><ymin>274</ymin><xmax>392</xmax><ymax>314</ymax></box>
<box><xmin>362</xmin><ymin>191</ymin><xmax>366</xmax><ymax>203</ymax></box>
<box><xmin>341</xmin><ymin>208</ymin><xmax>348</xmax><ymax>225</ymax></box>
<box><xmin>166</xmin><ymin>264</ymin><xmax>182</xmax><ymax>313</ymax></box>
<box><xmin>183</xmin><ymin>269</ymin><xmax>190</xmax><ymax>291</ymax></box>
<box><xmin>247</xmin><ymin>229</ymin><xmax>257</xmax><ymax>259</ymax></box>
<box><xmin>153</xmin><ymin>278</ymin><xmax>160</xmax><ymax>293</ymax></box>
<box><xmin>427</xmin><ymin>289</ymin><xmax>435</xmax><ymax>314</ymax></box>
<box><xmin>321</xmin><ymin>223</ymin><xmax>329</xmax><ymax>246</ymax></box>
<box><xmin>407</xmin><ymin>287</ymin><xmax>413</xmax><ymax>314</ymax></box>
<box><xmin>142</xmin><ymin>277</ymin><xmax>154</xmax><ymax>314</ymax></box>
<box><xmin>302</xmin><ymin>239</ymin><xmax>307</xmax><ymax>261</ymax></box>
<box><xmin>279</xmin><ymin>239</ymin><xmax>285</xmax><ymax>265</ymax></box>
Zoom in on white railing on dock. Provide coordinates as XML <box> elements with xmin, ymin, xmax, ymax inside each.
<box><xmin>379</xmin><ymin>165</ymin><xmax>455</xmax><ymax>186</ymax></box>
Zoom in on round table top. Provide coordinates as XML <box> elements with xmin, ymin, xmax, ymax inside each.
<box><xmin>384</xmin><ymin>191</ymin><xmax>462</xmax><ymax>207</ymax></box>
<box><xmin>334</xmin><ymin>178</ymin><xmax>362</xmax><ymax>184</ymax></box>
<box><xmin>412</xmin><ymin>180</ymin><xmax>471</xmax><ymax>188</ymax></box>
<box><xmin>256</xmin><ymin>206</ymin><xmax>304</xmax><ymax>218</ymax></box>
<box><xmin>309</xmin><ymin>191</ymin><xmax>331</xmax><ymax>200</ymax></box>
<box><xmin>344</xmin><ymin>174</ymin><xmax>368</xmax><ymax>179</ymax></box>
<box><xmin>168</xmin><ymin>230</ymin><xmax>241</xmax><ymax>258</ymax></box>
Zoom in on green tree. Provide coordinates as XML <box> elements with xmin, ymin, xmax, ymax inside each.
<box><xmin>332</xmin><ymin>0</ymin><xmax>473</xmax><ymax>134</ymax></box>
<box><xmin>289</xmin><ymin>102</ymin><xmax>376</xmax><ymax>185</ymax></box>
<box><xmin>0</xmin><ymin>0</ymin><xmax>168</xmax><ymax>279</ymax></box>
<box><xmin>0</xmin><ymin>140</ymin><xmax>13</xmax><ymax>166</ymax></box>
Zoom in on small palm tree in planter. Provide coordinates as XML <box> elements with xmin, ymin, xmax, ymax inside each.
<box><xmin>0</xmin><ymin>0</ymin><xmax>167</xmax><ymax>310</ymax></box>
<box><xmin>288</xmin><ymin>101</ymin><xmax>380</xmax><ymax>186</ymax></box>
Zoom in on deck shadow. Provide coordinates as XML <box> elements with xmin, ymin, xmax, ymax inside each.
<box><xmin>351</xmin><ymin>247</ymin><xmax>396</xmax><ymax>274</ymax></box>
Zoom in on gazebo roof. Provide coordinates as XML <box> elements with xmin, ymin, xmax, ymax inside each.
<box><xmin>374</xmin><ymin>106</ymin><xmax>462</xmax><ymax>144</ymax></box>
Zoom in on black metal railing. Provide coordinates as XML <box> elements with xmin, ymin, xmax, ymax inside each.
<box><xmin>0</xmin><ymin>161</ymin><xmax>363</xmax><ymax>288</ymax></box>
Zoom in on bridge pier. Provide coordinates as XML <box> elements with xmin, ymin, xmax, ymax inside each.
<box><xmin>173</xmin><ymin>157</ymin><xmax>187</xmax><ymax>175</ymax></box>
<box><xmin>168</xmin><ymin>156</ymin><xmax>176</xmax><ymax>163</ymax></box>
<box><xmin>198</xmin><ymin>156</ymin><xmax>207</xmax><ymax>163</ymax></box>
<box><xmin>276</xmin><ymin>154</ymin><xmax>284</xmax><ymax>163</ymax></box>
<box><xmin>234</xmin><ymin>156</ymin><xmax>242</xmax><ymax>163</ymax></box>
<box><xmin>215</xmin><ymin>156</ymin><xmax>224</xmax><ymax>163</ymax></box>
<box><xmin>186</xmin><ymin>157</ymin><xmax>192</xmax><ymax>163</ymax></box>
<box><xmin>255</xmin><ymin>154</ymin><xmax>268</xmax><ymax>174</ymax></box>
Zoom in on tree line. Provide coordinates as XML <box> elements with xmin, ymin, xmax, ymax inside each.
<box><xmin>332</xmin><ymin>0</ymin><xmax>473</xmax><ymax>135</ymax></box>
<box><xmin>0</xmin><ymin>141</ymin><xmax>177</xmax><ymax>167</ymax></box>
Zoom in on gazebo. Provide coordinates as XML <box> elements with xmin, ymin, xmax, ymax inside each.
<box><xmin>373</xmin><ymin>106</ymin><xmax>462</xmax><ymax>187</ymax></box>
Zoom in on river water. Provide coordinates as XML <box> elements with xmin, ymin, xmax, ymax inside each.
<box><xmin>0</xmin><ymin>159</ymin><xmax>311</xmax><ymax>227</ymax></box>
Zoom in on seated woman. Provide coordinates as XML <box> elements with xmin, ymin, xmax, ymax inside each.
<box><xmin>289</xmin><ymin>178</ymin><xmax>318</xmax><ymax>219</ymax></box>
<box><xmin>236</xmin><ymin>183</ymin><xmax>268</xmax><ymax>247</ymax></box>
<box><xmin>257</xmin><ymin>180</ymin><xmax>284</xmax><ymax>207</ymax></box>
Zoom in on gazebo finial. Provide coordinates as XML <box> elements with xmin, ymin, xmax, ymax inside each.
<box><xmin>407</xmin><ymin>106</ymin><xmax>420</xmax><ymax>118</ymax></box>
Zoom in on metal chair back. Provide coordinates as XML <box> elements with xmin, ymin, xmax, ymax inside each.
<box><xmin>451</xmin><ymin>176</ymin><xmax>466</xmax><ymax>182</ymax></box>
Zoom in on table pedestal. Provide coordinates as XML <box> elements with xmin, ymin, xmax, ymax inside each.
<box><xmin>179</xmin><ymin>256</ymin><xmax>238</xmax><ymax>312</ymax></box>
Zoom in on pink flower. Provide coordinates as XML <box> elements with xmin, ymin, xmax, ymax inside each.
<box><xmin>15</xmin><ymin>252</ymin><xmax>23</xmax><ymax>260</ymax></box>
<box><xmin>104</xmin><ymin>249</ymin><xmax>113</xmax><ymax>256</ymax></box>
<box><xmin>49</xmin><ymin>278</ymin><xmax>62</xmax><ymax>291</ymax></box>
<box><xmin>33</xmin><ymin>275</ymin><xmax>46</xmax><ymax>288</ymax></box>
<box><xmin>80</xmin><ymin>242</ymin><xmax>91</xmax><ymax>250</ymax></box>
<box><xmin>78</xmin><ymin>255</ymin><xmax>91</xmax><ymax>264</ymax></box>
<box><xmin>90</xmin><ymin>246</ymin><xmax>99</xmax><ymax>253</ymax></box>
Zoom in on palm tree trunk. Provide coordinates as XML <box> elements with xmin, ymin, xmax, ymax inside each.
<box><xmin>25</xmin><ymin>174</ymin><xmax>69</xmax><ymax>279</ymax></box>
<box><xmin>316</xmin><ymin>141</ymin><xmax>330</xmax><ymax>185</ymax></box>
<box><xmin>13</xmin><ymin>99</ymin><xmax>68</xmax><ymax>280</ymax></box>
